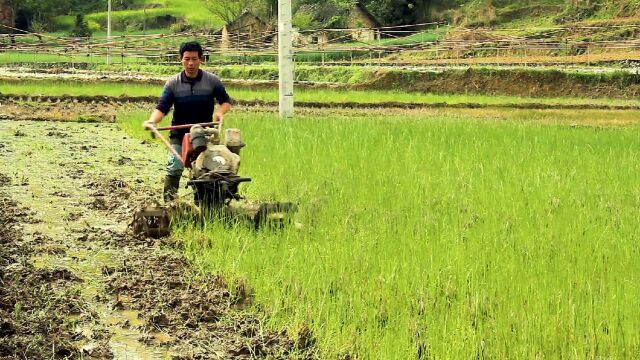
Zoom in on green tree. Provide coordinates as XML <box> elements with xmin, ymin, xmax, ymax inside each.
<box><xmin>8</xmin><ymin>0</ymin><xmax>104</xmax><ymax>31</ymax></box>
<box><xmin>203</xmin><ymin>0</ymin><xmax>253</xmax><ymax>25</ymax></box>
<box><xmin>69</xmin><ymin>13</ymin><xmax>92</xmax><ymax>37</ymax></box>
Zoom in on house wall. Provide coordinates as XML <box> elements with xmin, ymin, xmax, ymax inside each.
<box><xmin>227</xmin><ymin>16</ymin><xmax>266</xmax><ymax>39</ymax></box>
<box><xmin>318</xmin><ymin>31</ymin><xmax>329</xmax><ymax>45</ymax></box>
<box><xmin>219</xmin><ymin>15</ymin><xmax>273</xmax><ymax>53</ymax></box>
<box><xmin>350</xmin><ymin>29</ymin><xmax>376</xmax><ymax>42</ymax></box>
<box><xmin>346</xmin><ymin>5</ymin><xmax>380</xmax><ymax>42</ymax></box>
<box><xmin>221</xmin><ymin>25</ymin><xmax>230</xmax><ymax>51</ymax></box>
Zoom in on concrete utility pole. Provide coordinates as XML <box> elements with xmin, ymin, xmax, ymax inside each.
<box><xmin>278</xmin><ymin>0</ymin><xmax>294</xmax><ymax>118</ymax></box>
<box><xmin>106</xmin><ymin>0</ymin><xmax>112</xmax><ymax>65</ymax></box>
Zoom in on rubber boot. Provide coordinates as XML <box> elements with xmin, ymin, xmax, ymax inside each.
<box><xmin>163</xmin><ymin>175</ymin><xmax>181</xmax><ymax>203</ymax></box>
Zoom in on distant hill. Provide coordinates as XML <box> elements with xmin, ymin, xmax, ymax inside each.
<box><xmin>430</xmin><ymin>0</ymin><xmax>640</xmax><ymax>28</ymax></box>
<box><xmin>47</xmin><ymin>0</ymin><xmax>640</xmax><ymax>36</ymax></box>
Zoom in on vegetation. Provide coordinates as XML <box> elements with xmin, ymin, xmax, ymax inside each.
<box><xmin>8</xmin><ymin>0</ymin><xmax>640</xmax><ymax>36</ymax></box>
<box><xmin>5</xmin><ymin>79</ymin><xmax>640</xmax><ymax>108</ymax></box>
<box><xmin>0</xmin><ymin>52</ymin><xmax>149</xmax><ymax>64</ymax></box>
<box><xmin>68</xmin><ymin>14</ymin><xmax>92</xmax><ymax>38</ymax></box>
<box><xmin>85</xmin><ymin>64</ymin><xmax>640</xmax><ymax>89</ymax></box>
<box><xmin>5</xmin><ymin>1</ymin><xmax>640</xmax><ymax>357</ymax></box>
<box><xmin>117</xmin><ymin>108</ymin><xmax>640</xmax><ymax>358</ymax></box>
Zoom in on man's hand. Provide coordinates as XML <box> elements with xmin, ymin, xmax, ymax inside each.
<box><xmin>144</xmin><ymin>109</ymin><xmax>165</xmax><ymax>130</ymax></box>
<box><xmin>143</xmin><ymin>120</ymin><xmax>156</xmax><ymax>130</ymax></box>
<box><xmin>214</xmin><ymin>102</ymin><xmax>231</xmax><ymax>127</ymax></box>
<box><xmin>213</xmin><ymin>112</ymin><xmax>224</xmax><ymax>125</ymax></box>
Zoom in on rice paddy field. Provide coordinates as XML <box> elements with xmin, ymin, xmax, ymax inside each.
<box><xmin>117</xmin><ymin>108</ymin><xmax>640</xmax><ymax>358</ymax></box>
<box><xmin>4</xmin><ymin>79</ymin><xmax>640</xmax><ymax>108</ymax></box>
<box><xmin>2</xmin><ymin>73</ymin><xmax>639</xmax><ymax>357</ymax></box>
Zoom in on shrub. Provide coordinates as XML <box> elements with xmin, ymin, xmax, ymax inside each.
<box><xmin>69</xmin><ymin>14</ymin><xmax>93</xmax><ymax>38</ymax></box>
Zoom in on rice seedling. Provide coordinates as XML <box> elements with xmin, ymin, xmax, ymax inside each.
<box><xmin>119</xmin><ymin>109</ymin><xmax>640</xmax><ymax>358</ymax></box>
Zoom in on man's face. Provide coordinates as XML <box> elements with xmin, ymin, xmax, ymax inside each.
<box><xmin>181</xmin><ymin>50</ymin><xmax>201</xmax><ymax>77</ymax></box>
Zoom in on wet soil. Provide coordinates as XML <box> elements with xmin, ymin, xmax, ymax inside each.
<box><xmin>0</xmin><ymin>98</ymin><xmax>121</xmax><ymax>123</ymax></box>
<box><xmin>0</xmin><ymin>192</ymin><xmax>106</xmax><ymax>359</ymax></box>
<box><xmin>0</xmin><ymin>119</ymin><xmax>305</xmax><ymax>358</ymax></box>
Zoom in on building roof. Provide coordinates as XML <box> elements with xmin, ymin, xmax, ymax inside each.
<box><xmin>350</xmin><ymin>3</ymin><xmax>381</xmax><ymax>28</ymax></box>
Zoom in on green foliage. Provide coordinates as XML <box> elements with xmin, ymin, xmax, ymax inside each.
<box><xmin>69</xmin><ymin>14</ymin><xmax>92</xmax><ymax>38</ymax></box>
<box><xmin>15</xmin><ymin>0</ymin><xmax>640</xmax><ymax>35</ymax></box>
<box><xmin>11</xmin><ymin>0</ymin><xmax>105</xmax><ymax>31</ymax></box>
<box><xmin>5</xmin><ymin>78</ymin><xmax>640</xmax><ymax>108</ymax></box>
<box><xmin>202</xmin><ymin>0</ymin><xmax>252</xmax><ymax>25</ymax></box>
<box><xmin>53</xmin><ymin>15</ymin><xmax>75</xmax><ymax>30</ymax></box>
<box><xmin>86</xmin><ymin>8</ymin><xmax>179</xmax><ymax>31</ymax></box>
<box><xmin>555</xmin><ymin>0</ymin><xmax>602</xmax><ymax>23</ymax></box>
<box><xmin>0</xmin><ymin>52</ymin><xmax>148</xmax><ymax>64</ymax></box>
<box><xmin>292</xmin><ymin>9</ymin><xmax>317</xmax><ymax>30</ymax></box>
<box><xmin>363</xmin><ymin>0</ymin><xmax>418</xmax><ymax>25</ymax></box>
<box><xmin>28</xmin><ymin>17</ymin><xmax>48</xmax><ymax>33</ymax></box>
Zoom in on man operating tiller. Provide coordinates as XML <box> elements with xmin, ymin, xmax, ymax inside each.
<box><xmin>143</xmin><ymin>41</ymin><xmax>231</xmax><ymax>202</ymax></box>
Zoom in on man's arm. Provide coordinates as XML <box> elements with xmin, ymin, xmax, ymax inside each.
<box><xmin>143</xmin><ymin>109</ymin><xmax>166</xmax><ymax>129</ymax></box>
<box><xmin>214</xmin><ymin>102</ymin><xmax>231</xmax><ymax>124</ymax></box>
<box><xmin>212</xmin><ymin>76</ymin><xmax>231</xmax><ymax>124</ymax></box>
<box><xmin>144</xmin><ymin>78</ymin><xmax>174</xmax><ymax>129</ymax></box>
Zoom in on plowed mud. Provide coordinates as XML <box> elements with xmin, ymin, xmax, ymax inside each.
<box><xmin>0</xmin><ymin>119</ymin><xmax>307</xmax><ymax>358</ymax></box>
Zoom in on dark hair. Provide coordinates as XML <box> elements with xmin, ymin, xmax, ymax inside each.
<box><xmin>179</xmin><ymin>41</ymin><xmax>203</xmax><ymax>58</ymax></box>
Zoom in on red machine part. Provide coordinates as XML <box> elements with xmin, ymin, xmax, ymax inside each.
<box><xmin>149</xmin><ymin>122</ymin><xmax>218</xmax><ymax>168</ymax></box>
<box><xmin>181</xmin><ymin>133</ymin><xmax>194</xmax><ymax>169</ymax></box>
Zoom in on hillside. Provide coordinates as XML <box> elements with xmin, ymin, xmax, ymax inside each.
<box><xmin>53</xmin><ymin>0</ymin><xmax>221</xmax><ymax>34</ymax></box>
<box><xmin>45</xmin><ymin>0</ymin><xmax>640</xmax><ymax>34</ymax></box>
<box><xmin>442</xmin><ymin>0</ymin><xmax>640</xmax><ymax>27</ymax></box>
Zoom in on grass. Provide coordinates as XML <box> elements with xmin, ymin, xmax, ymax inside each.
<box><xmin>117</xmin><ymin>108</ymin><xmax>640</xmax><ymax>358</ymax></box>
<box><xmin>370</xmin><ymin>26</ymin><xmax>450</xmax><ymax>47</ymax></box>
<box><xmin>54</xmin><ymin>0</ymin><xmax>221</xmax><ymax>32</ymax></box>
<box><xmin>4</xmin><ymin>79</ymin><xmax>640</xmax><ymax>108</ymax></box>
<box><xmin>117</xmin><ymin>109</ymin><xmax>169</xmax><ymax>140</ymax></box>
<box><xmin>0</xmin><ymin>53</ymin><xmax>149</xmax><ymax>65</ymax></box>
<box><xmin>163</xmin><ymin>0</ymin><xmax>222</xmax><ymax>27</ymax></box>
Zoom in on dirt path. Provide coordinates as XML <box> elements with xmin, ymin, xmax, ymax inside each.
<box><xmin>0</xmin><ymin>120</ymin><xmax>300</xmax><ymax>359</ymax></box>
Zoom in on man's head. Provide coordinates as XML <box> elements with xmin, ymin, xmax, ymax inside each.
<box><xmin>180</xmin><ymin>41</ymin><xmax>203</xmax><ymax>78</ymax></box>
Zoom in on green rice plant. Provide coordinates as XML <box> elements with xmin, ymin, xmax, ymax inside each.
<box><xmin>4</xmin><ymin>79</ymin><xmax>640</xmax><ymax>108</ymax></box>
<box><xmin>120</xmin><ymin>109</ymin><xmax>640</xmax><ymax>358</ymax></box>
<box><xmin>0</xmin><ymin>52</ymin><xmax>148</xmax><ymax>65</ymax></box>
<box><xmin>116</xmin><ymin>109</ymin><xmax>170</xmax><ymax>142</ymax></box>
<box><xmin>0</xmin><ymin>80</ymin><xmax>161</xmax><ymax>97</ymax></box>
<box><xmin>93</xmin><ymin>63</ymin><xmax>182</xmax><ymax>74</ymax></box>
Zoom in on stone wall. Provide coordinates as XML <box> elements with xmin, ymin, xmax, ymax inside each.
<box><xmin>0</xmin><ymin>0</ymin><xmax>13</xmax><ymax>33</ymax></box>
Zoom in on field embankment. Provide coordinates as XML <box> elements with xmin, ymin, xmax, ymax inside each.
<box><xmin>3</xmin><ymin>65</ymin><xmax>640</xmax><ymax>100</ymax></box>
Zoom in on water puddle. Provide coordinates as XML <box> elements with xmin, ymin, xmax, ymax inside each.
<box><xmin>32</xmin><ymin>249</ymin><xmax>172</xmax><ymax>359</ymax></box>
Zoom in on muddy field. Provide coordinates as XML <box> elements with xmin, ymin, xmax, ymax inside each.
<box><xmin>0</xmin><ymin>118</ymin><xmax>306</xmax><ymax>358</ymax></box>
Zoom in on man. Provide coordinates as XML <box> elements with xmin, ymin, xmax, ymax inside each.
<box><xmin>144</xmin><ymin>41</ymin><xmax>231</xmax><ymax>202</ymax></box>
